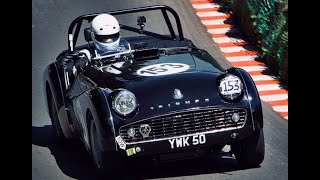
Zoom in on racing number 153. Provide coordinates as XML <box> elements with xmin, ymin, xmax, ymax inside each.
<box><xmin>221</xmin><ymin>79</ymin><xmax>240</xmax><ymax>92</ymax></box>
<box><xmin>140</xmin><ymin>64</ymin><xmax>184</xmax><ymax>75</ymax></box>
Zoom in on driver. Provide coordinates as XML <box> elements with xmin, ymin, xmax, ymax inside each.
<box><xmin>65</xmin><ymin>14</ymin><xmax>131</xmax><ymax>88</ymax></box>
<box><xmin>79</xmin><ymin>13</ymin><xmax>131</xmax><ymax>60</ymax></box>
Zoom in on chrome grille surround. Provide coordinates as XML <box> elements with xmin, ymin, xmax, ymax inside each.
<box><xmin>119</xmin><ymin>107</ymin><xmax>247</xmax><ymax>144</ymax></box>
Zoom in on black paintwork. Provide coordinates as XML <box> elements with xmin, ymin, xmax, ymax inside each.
<box><xmin>43</xmin><ymin>5</ymin><xmax>263</xmax><ymax>161</ymax></box>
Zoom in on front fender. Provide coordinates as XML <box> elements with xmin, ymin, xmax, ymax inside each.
<box><xmin>44</xmin><ymin>62</ymin><xmax>75</xmax><ymax>139</ymax></box>
<box><xmin>87</xmin><ymin>88</ymin><xmax>117</xmax><ymax>151</ymax></box>
<box><xmin>43</xmin><ymin>62</ymin><xmax>64</xmax><ymax>116</ymax></box>
<box><xmin>228</xmin><ymin>68</ymin><xmax>263</xmax><ymax>129</ymax></box>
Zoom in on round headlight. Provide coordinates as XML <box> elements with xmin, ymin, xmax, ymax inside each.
<box><xmin>219</xmin><ymin>74</ymin><xmax>243</xmax><ymax>101</ymax></box>
<box><xmin>113</xmin><ymin>90</ymin><xmax>137</xmax><ymax>116</ymax></box>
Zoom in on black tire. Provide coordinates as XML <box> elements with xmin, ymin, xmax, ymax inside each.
<box><xmin>231</xmin><ymin>128</ymin><xmax>265</xmax><ymax>167</ymax></box>
<box><xmin>89</xmin><ymin>117</ymin><xmax>121</xmax><ymax>178</ymax></box>
<box><xmin>50</xmin><ymin>97</ymin><xmax>64</xmax><ymax>139</ymax></box>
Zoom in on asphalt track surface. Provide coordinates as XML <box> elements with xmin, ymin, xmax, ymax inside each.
<box><xmin>32</xmin><ymin>0</ymin><xmax>288</xmax><ymax>179</ymax></box>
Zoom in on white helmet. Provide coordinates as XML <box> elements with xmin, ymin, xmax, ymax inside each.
<box><xmin>90</xmin><ymin>13</ymin><xmax>120</xmax><ymax>52</ymax></box>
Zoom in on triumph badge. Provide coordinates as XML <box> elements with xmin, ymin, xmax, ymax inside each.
<box><xmin>173</xmin><ymin>89</ymin><xmax>183</xmax><ymax>99</ymax></box>
<box><xmin>139</xmin><ymin>124</ymin><xmax>151</xmax><ymax>138</ymax></box>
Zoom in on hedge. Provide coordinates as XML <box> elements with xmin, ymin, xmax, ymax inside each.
<box><xmin>219</xmin><ymin>0</ymin><xmax>288</xmax><ymax>86</ymax></box>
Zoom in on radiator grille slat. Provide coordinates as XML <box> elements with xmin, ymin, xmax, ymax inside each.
<box><xmin>120</xmin><ymin>108</ymin><xmax>246</xmax><ymax>143</ymax></box>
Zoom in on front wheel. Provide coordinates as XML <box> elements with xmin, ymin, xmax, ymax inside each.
<box><xmin>231</xmin><ymin>128</ymin><xmax>265</xmax><ymax>167</ymax></box>
<box><xmin>89</xmin><ymin>117</ymin><xmax>121</xmax><ymax>178</ymax></box>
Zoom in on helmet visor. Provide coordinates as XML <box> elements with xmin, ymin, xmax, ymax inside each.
<box><xmin>95</xmin><ymin>33</ymin><xmax>120</xmax><ymax>43</ymax></box>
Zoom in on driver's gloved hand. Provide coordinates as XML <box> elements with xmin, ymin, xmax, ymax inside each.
<box><xmin>72</xmin><ymin>52</ymin><xmax>91</xmax><ymax>76</ymax></box>
<box><xmin>75</xmin><ymin>54</ymin><xmax>90</xmax><ymax>68</ymax></box>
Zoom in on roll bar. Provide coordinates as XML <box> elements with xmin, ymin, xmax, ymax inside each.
<box><xmin>67</xmin><ymin>5</ymin><xmax>185</xmax><ymax>53</ymax></box>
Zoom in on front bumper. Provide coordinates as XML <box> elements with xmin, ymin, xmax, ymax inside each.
<box><xmin>116</xmin><ymin>124</ymin><xmax>253</xmax><ymax>159</ymax></box>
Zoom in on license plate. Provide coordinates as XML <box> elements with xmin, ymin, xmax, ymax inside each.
<box><xmin>168</xmin><ymin>134</ymin><xmax>206</xmax><ymax>149</ymax></box>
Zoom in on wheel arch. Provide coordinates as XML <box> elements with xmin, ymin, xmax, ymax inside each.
<box><xmin>85</xmin><ymin>88</ymin><xmax>118</xmax><ymax>152</ymax></box>
<box><xmin>234</xmin><ymin>68</ymin><xmax>263</xmax><ymax>129</ymax></box>
<box><xmin>45</xmin><ymin>82</ymin><xmax>53</xmax><ymax>118</ymax></box>
<box><xmin>43</xmin><ymin>62</ymin><xmax>65</xmax><ymax>116</ymax></box>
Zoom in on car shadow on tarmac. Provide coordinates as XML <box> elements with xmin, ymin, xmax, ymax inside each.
<box><xmin>32</xmin><ymin>125</ymin><xmax>259</xmax><ymax>180</ymax></box>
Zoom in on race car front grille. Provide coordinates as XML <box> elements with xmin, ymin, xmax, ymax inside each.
<box><xmin>119</xmin><ymin>107</ymin><xmax>247</xmax><ymax>144</ymax></box>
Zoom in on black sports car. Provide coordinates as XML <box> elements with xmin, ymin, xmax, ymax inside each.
<box><xmin>43</xmin><ymin>5</ymin><xmax>264</xmax><ymax>176</ymax></box>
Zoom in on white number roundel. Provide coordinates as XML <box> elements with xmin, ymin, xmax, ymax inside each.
<box><xmin>137</xmin><ymin>63</ymin><xmax>190</xmax><ymax>76</ymax></box>
<box><xmin>219</xmin><ymin>75</ymin><xmax>242</xmax><ymax>95</ymax></box>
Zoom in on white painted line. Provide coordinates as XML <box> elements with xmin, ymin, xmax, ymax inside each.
<box><xmin>272</xmin><ymin>105</ymin><xmax>288</xmax><ymax>112</ymax></box>
<box><xmin>256</xmin><ymin>84</ymin><xmax>282</xmax><ymax>91</ymax></box>
<box><xmin>202</xmin><ymin>19</ymin><xmax>233</xmax><ymax>25</ymax></box>
<box><xmin>192</xmin><ymin>4</ymin><xmax>221</xmax><ymax>9</ymax></box>
<box><xmin>208</xmin><ymin>27</ymin><xmax>240</xmax><ymax>34</ymax></box>
<box><xmin>226</xmin><ymin>55</ymin><xmax>258</xmax><ymax>62</ymax></box>
<box><xmin>220</xmin><ymin>46</ymin><xmax>249</xmax><ymax>53</ymax></box>
<box><xmin>212</xmin><ymin>37</ymin><xmax>245</xmax><ymax>44</ymax></box>
<box><xmin>196</xmin><ymin>11</ymin><xmax>228</xmax><ymax>17</ymax></box>
<box><xmin>260</xmin><ymin>94</ymin><xmax>288</xmax><ymax>102</ymax></box>
<box><xmin>251</xmin><ymin>75</ymin><xmax>276</xmax><ymax>81</ymax></box>
<box><xmin>239</xmin><ymin>65</ymin><xmax>267</xmax><ymax>72</ymax></box>
<box><xmin>284</xmin><ymin>116</ymin><xmax>288</xmax><ymax>119</ymax></box>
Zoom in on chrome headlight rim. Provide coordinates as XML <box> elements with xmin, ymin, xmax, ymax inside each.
<box><xmin>112</xmin><ymin>89</ymin><xmax>138</xmax><ymax>116</ymax></box>
<box><xmin>218</xmin><ymin>74</ymin><xmax>244</xmax><ymax>102</ymax></box>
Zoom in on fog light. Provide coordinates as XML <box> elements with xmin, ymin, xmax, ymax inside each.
<box><xmin>232</xmin><ymin>113</ymin><xmax>240</xmax><ymax>123</ymax></box>
<box><xmin>136</xmin><ymin>147</ymin><xmax>141</xmax><ymax>152</ymax></box>
<box><xmin>127</xmin><ymin>127</ymin><xmax>136</xmax><ymax>138</ymax></box>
